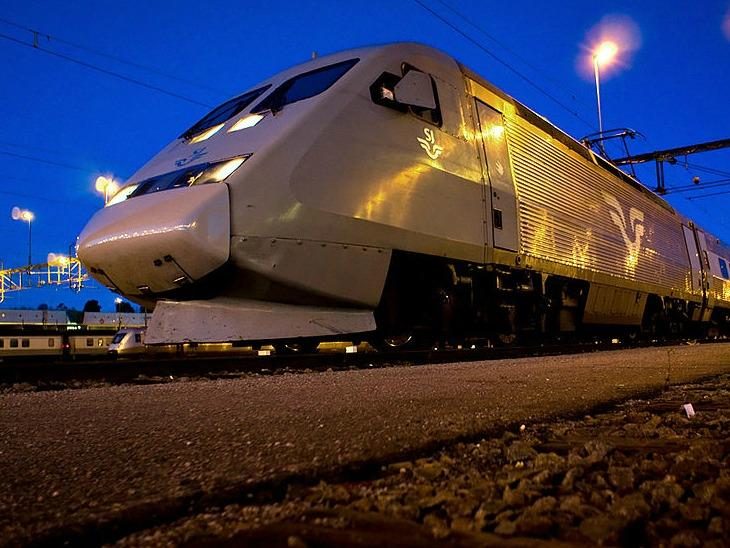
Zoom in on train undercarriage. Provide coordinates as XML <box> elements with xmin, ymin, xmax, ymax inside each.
<box><xmin>373</xmin><ymin>251</ymin><xmax>729</xmax><ymax>349</ymax></box>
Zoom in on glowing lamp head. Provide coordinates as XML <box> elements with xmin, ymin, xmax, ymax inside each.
<box><xmin>11</xmin><ymin>206</ymin><xmax>34</xmax><ymax>222</ymax></box>
<box><xmin>594</xmin><ymin>41</ymin><xmax>618</xmax><ymax>66</ymax></box>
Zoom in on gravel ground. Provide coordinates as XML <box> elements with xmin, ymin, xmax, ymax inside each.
<box><xmin>116</xmin><ymin>373</ymin><xmax>730</xmax><ymax>547</ymax></box>
<box><xmin>0</xmin><ymin>343</ymin><xmax>728</xmax><ymax>546</ymax></box>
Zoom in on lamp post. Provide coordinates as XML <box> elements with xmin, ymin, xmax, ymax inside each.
<box><xmin>592</xmin><ymin>41</ymin><xmax>618</xmax><ymax>138</ymax></box>
<box><xmin>95</xmin><ymin>176</ymin><xmax>119</xmax><ymax>205</ymax></box>
<box><xmin>11</xmin><ymin>207</ymin><xmax>34</xmax><ymax>266</ymax></box>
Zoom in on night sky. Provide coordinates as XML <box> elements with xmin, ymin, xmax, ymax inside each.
<box><xmin>2</xmin><ymin>0</ymin><xmax>729</xmax><ymax>310</ymax></box>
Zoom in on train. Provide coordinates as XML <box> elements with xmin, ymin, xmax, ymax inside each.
<box><xmin>77</xmin><ymin>42</ymin><xmax>730</xmax><ymax>348</ymax></box>
<box><xmin>0</xmin><ymin>310</ymin><xmax>148</xmax><ymax>360</ymax></box>
<box><xmin>0</xmin><ymin>330</ymin><xmax>117</xmax><ymax>360</ymax></box>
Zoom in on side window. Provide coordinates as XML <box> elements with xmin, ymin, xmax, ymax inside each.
<box><xmin>402</xmin><ymin>64</ymin><xmax>442</xmax><ymax>127</ymax></box>
<box><xmin>134</xmin><ymin>334</ymin><xmax>142</xmax><ymax>343</ymax></box>
<box><xmin>48</xmin><ymin>338</ymin><xmax>55</xmax><ymax>348</ymax></box>
<box><xmin>0</xmin><ymin>339</ymin><xmax>4</xmax><ymax>348</ymax></box>
<box><xmin>10</xmin><ymin>339</ymin><xmax>18</xmax><ymax>348</ymax></box>
<box><xmin>86</xmin><ymin>338</ymin><xmax>94</xmax><ymax>347</ymax></box>
<box><xmin>21</xmin><ymin>339</ymin><xmax>30</xmax><ymax>348</ymax></box>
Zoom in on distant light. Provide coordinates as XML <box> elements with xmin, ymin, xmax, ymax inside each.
<box><xmin>96</xmin><ymin>176</ymin><xmax>120</xmax><ymax>204</ymax></box>
<box><xmin>189</xmin><ymin>123</ymin><xmax>224</xmax><ymax>144</ymax></box>
<box><xmin>95</xmin><ymin>176</ymin><xmax>110</xmax><ymax>193</ymax></box>
<box><xmin>594</xmin><ymin>41</ymin><xmax>618</xmax><ymax>66</ymax></box>
<box><xmin>11</xmin><ymin>206</ymin><xmax>34</xmax><ymax>222</ymax></box>
<box><xmin>228</xmin><ymin>113</ymin><xmax>264</xmax><ymax>132</ymax></box>
<box><xmin>47</xmin><ymin>253</ymin><xmax>70</xmax><ymax>266</ymax></box>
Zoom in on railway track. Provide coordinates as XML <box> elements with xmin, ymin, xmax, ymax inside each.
<box><xmin>0</xmin><ymin>338</ymin><xmax>717</xmax><ymax>390</ymax></box>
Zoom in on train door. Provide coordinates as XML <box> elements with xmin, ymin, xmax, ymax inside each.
<box><xmin>683</xmin><ymin>224</ymin><xmax>711</xmax><ymax>320</ymax></box>
<box><xmin>474</xmin><ymin>100</ymin><xmax>518</xmax><ymax>252</ymax></box>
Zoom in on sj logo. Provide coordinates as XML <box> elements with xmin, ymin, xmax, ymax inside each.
<box><xmin>602</xmin><ymin>192</ymin><xmax>645</xmax><ymax>258</ymax></box>
<box><xmin>175</xmin><ymin>147</ymin><xmax>208</xmax><ymax>167</ymax></box>
<box><xmin>417</xmin><ymin>127</ymin><xmax>444</xmax><ymax>160</ymax></box>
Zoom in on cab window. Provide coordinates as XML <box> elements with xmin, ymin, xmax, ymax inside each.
<box><xmin>181</xmin><ymin>85</ymin><xmax>271</xmax><ymax>140</ymax></box>
<box><xmin>253</xmin><ymin>59</ymin><xmax>359</xmax><ymax>113</ymax></box>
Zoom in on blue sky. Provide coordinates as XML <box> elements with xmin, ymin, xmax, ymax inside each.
<box><xmin>2</xmin><ymin>0</ymin><xmax>729</xmax><ymax>310</ymax></box>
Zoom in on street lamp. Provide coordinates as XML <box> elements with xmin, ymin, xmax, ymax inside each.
<box><xmin>95</xmin><ymin>176</ymin><xmax>119</xmax><ymax>205</ymax></box>
<box><xmin>11</xmin><ymin>206</ymin><xmax>34</xmax><ymax>265</ymax></box>
<box><xmin>592</xmin><ymin>40</ymin><xmax>618</xmax><ymax>138</ymax></box>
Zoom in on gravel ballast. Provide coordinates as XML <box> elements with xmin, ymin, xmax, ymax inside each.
<box><xmin>117</xmin><ymin>373</ymin><xmax>730</xmax><ymax>547</ymax></box>
<box><xmin>0</xmin><ymin>343</ymin><xmax>728</xmax><ymax>545</ymax></box>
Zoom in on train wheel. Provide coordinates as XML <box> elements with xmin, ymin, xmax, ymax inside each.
<box><xmin>382</xmin><ymin>332</ymin><xmax>414</xmax><ymax>348</ymax></box>
<box><xmin>282</xmin><ymin>341</ymin><xmax>319</xmax><ymax>354</ymax></box>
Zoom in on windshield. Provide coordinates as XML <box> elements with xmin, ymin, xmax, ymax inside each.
<box><xmin>111</xmin><ymin>333</ymin><xmax>126</xmax><ymax>344</ymax></box>
<box><xmin>253</xmin><ymin>58</ymin><xmax>358</xmax><ymax>113</ymax></box>
<box><xmin>181</xmin><ymin>85</ymin><xmax>271</xmax><ymax>140</ymax></box>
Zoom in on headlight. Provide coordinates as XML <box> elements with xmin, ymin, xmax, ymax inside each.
<box><xmin>106</xmin><ymin>183</ymin><xmax>140</xmax><ymax>207</ymax></box>
<box><xmin>104</xmin><ymin>155</ymin><xmax>250</xmax><ymax>206</ymax></box>
<box><xmin>192</xmin><ymin>156</ymin><xmax>249</xmax><ymax>186</ymax></box>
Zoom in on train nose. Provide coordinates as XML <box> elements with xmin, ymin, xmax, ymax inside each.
<box><xmin>77</xmin><ymin>184</ymin><xmax>230</xmax><ymax>297</ymax></box>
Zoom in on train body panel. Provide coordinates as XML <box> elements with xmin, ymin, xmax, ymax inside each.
<box><xmin>78</xmin><ymin>183</ymin><xmax>230</xmax><ymax>296</ymax></box>
<box><xmin>76</xmin><ymin>42</ymin><xmax>730</xmax><ymax>343</ymax></box>
<box><xmin>0</xmin><ymin>335</ymin><xmax>63</xmax><ymax>357</ymax></box>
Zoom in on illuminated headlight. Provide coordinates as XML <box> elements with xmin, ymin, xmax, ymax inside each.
<box><xmin>192</xmin><ymin>156</ymin><xmax>249</xmax><ymax>185</ymax></box>
<box><xmin>228</xmin><ymin>113</ymin><xmax>265</xmax><ymax>132</ymax></box>
<box><xmin>106</xmin><ymin>183</ymin><xmax>140</xmax><ymax>207</ymax></box>
<box><xmin>188</xmin><ymin>123</ymin><xmax>224</xmax><ymax>144</ymax></box>
<box><xmin>104</xmin><ymin>156</ymin><xmax>250</xmax><ymax>206</ymax></box>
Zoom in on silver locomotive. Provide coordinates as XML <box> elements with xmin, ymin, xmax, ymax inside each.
<box><xmin>77</xmin><ymin>43</ymin><xmax>730</xmax><ymax>346</ymax></box>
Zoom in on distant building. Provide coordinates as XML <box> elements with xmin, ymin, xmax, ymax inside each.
<box><xmin>0</xmin><ymin>310</ymin><xmax>69</xmax><ymax>326</ymax></box>
<box><xmin>81</xmin><ymin>312</ymin><xmax>149</xmax><ymax>329</ymax></box>
<box><xmin>0</xmin><ymin>310</ymin><xmax>149</xmax><ymax>330</ymax></box>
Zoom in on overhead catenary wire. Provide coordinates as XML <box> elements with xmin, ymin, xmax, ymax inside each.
<box><xmin>431</xmin><ymin>0</ymin><xmax>591</xmax><ymax>111</ymax></box>
<box><xmin>687</xmin><ymin>188</ymin><xmax>730</xmax><ymax>200</ymax></box>
<box><xmin>0</xmin><ymin>149</ymin><xmax>100</xmax><ymax>173</ymax></box>
<box><xmin>0</xmin><ymin>31</ymin><xmax>213</xmax><ymax>108</ymax></box>
<box><xmin>0</xmin><ymin>17</ymin><xmax>229</xmax><ymax>96</ymax></box>
<box><xmin>412</xmin><ymin>0</ymin><xmax>594</xmax><ymax>130</ymax></box>
<box><xmin>663</xmin><ymin>178</ymin><xmax>730</xmax><ymax>195</ymax></box>
<box><xmin>0</xmin><ymin>189</ymin><xmax>74</xmax><ymax>204</ymax></box>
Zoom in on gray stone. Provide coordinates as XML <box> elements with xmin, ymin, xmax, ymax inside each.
<box><xmin>504</xmin><ymin>441</ymin><xmax>538</xmax><ymax>463</ymax></box>
<box><xmin>611</xmin><ymin>492</ymin><xmax>650</xmax><ymax>523</ymax></box>
<box><xmin>579</xmin><ymin>515</ymin><xmax>622</xmax><ymax>544</ymax></box>
<box><xmin>608</xmin><ymin>466</ymin><xmax>635</xmax><ymax>492</ymax></box>
<box><xmin>679</xmin><ymin>498</ymin><xmax>709</xmax><ymax>522</ymax></box>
